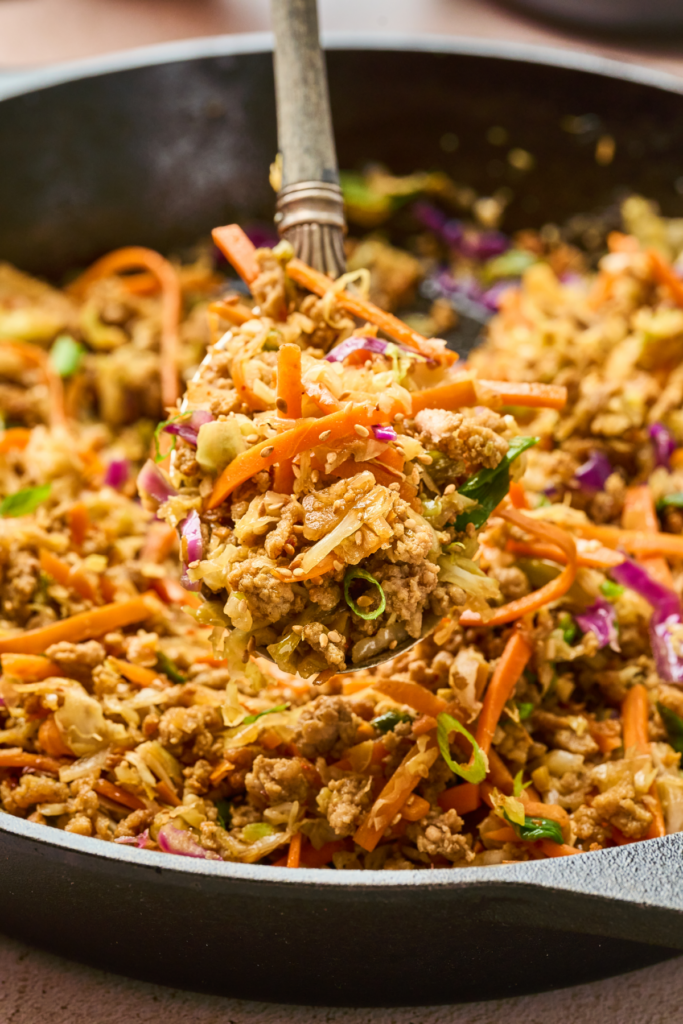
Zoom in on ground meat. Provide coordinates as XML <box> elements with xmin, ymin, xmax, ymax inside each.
<box><xmin>264</xmin><ymin>504</ymin><xmax>301</xmax><ymax>560</ymax></box>
<box><xmin>571</xmin><ymin>805</ymin><xmax>611</xmax><ymax>846</ymax></box>
<box><xmin>414</xmin><ymin>407</ymin><xmax>509</xmax><ymax>474</ymax></box>
<box><xmin>251</xmin><ymin>253</ymin><xmax>286</xmax><ymax>320</ymax></box>
<box><xmin>372</xmin><ymin>561</ymin><xmax>440</xmax><ymax>638</ymax></box>
<box><xmin>308</xmin><ymin>580</ymin><xmax>342</xmax><ymax>612</ymax></box>
<box><xmin>1</xmin><ymin>774</ymin><xmax>68</xmax><ymax>814</ymax></box>
<box><xmin>0</xmin><ymin>549</ymin><xmax>39</xmax><ymax>624</ymax></box>
<box><xmin>64</xmin><ymin>814</ymin><xmax>94</xmax><ymax>836</ymax></box>
<box><xmin>591</xmin><ymin>778</ymin><xmax>653</xmax><ymax>839</ymax></box>
<box><xmin>301</xmin><ymin>622</ymin><xmax>346</xmax><ymax>669</ymax></box>
<box><xmin>245</xmin><ymin>754</ymin><xmax>315</xmax><ymax>808</ymax></box>
<box><xmin>533</xmin><ymin>711</ymin><xmax>600</xmax><ymax>757</ymax></box>
<box><xmin>158</xmin><ymin>705</ymin><xmax>223</xmax><ymax>761</ymax></box>
<box><xmin>182</xmin><ymin>759</ymin><xmax>214</xmax><ymax>796</ymax></box>
<box><xmin>407</xmin><ymin>809</ymin><xmax>474</xmax><ymax>863</ymax></box>
<box><xmin>324</xmin><ymin>774</ymin><xmax>372</xmax><ymax>837</ymax></box>
<box><xmin>488</xmin><ymin>565</ymin><xmax>530</xmax><ymax>602</ymax></box>
<box><xmin>114</xmin><ymin>808</ymin><xmax>153</xmax><ymax>839</ymax></box>
<box><xmin>226</xmin><ymin>561</ymin><xmax>306</xmax><ymax>627</ymax></box>
<box><xmin>215</xmin><ymin>747</ymin><xmax>259</xmax><ymax>798</ymax></box>
<box><xmin>294</xmin><ymin>696</ymin><xmax>359</xmax><ymax>759</ymax></box>
<box><xmin>45</xmin><ymin>640</ymin><xmax>106</xmax><ymax>685</ymax></box>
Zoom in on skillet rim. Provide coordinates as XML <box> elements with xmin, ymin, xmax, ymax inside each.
<box><xmin>1</xmin><ymin>33</ymin><xmax>683</xmax><ymax>902</ymax></box>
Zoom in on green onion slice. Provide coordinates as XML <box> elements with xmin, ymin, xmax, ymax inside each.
<box><xmin>436</xmin><ymin>712</ymin><xmax>489</xmax><ymax>784</ymax></box>
<box><xmin>0</xmin><ymin>483</ymin><xmax>51</xmax><ymax>518</ymax></box>
<box><xmin>343</xmin><ymin>567</ymin><xmax>386</xmax><ymax>621</ymax></box>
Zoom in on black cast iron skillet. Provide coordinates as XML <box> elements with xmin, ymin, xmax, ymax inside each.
<box><xmin>1</xmin><ymin>35</ymin><xmax>683</xmax><ymax>1006</ymax></box>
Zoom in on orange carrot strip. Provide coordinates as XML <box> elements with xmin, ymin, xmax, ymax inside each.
<box><xmin>286</xmin><ymin>831</ymin><xmax>303</xmax><ymax>868</ymax></box>
<box><xmin>567</xmin><ymin>521</ymin><xmax>683</xmax><ymax>559</ymax></box>
<box><xmin>648</xmin><ymin>248</ymin><xmax>683</xmax><ymax>308</ymax></box>
<box><xmin>208</xmin><ymin>400</ymin><xmax>403</xmax><ymax>509</ymax></box>
<box><xmin>622</xmin><ymin>683</ymin><xmax>666</xmax><ymax>840</ymax></box>
<box><xmin>38</xmin><ymin>716</ymin><xmax>72</xmax><ymax>757</ymax></box>
<box><xmin>67</xmin><ymin>502</ymin><xmax>90</xmax><ymax>549</ymax></box>
<box><xmin>0</xmin><ymin>340</ymin><xmax>66</xmax><ymax>429</ymax></box>
<box><xmin>209</xmin><ymin>758</ymin><xmax>235</xmax><ymax>785</ymax></box>
<box><xmin>151</xmin><ymin>577</ymin><xmax>202</xmax><ymax>609</ymax></box>
<box><xmin>276</xmin><ymin>344</ymin><xmax>302</xmax><ymax>419</ymax></box>
<box><xmin>0</xmin><ymin>592</ymin><xmax>156</xmax><ymax>655</ymax></box>
<box><xmin>231</xmin><ymin>355</ymin><xmax>271</xmax><ymax>413</ymax></box>
<box><xmin>588</xmin><ymin>719</ymin><xmax>622</xmax><ymax>755</ymax></box>
<box><xmin>505</xmin><ymin>538</ymin><xmax>624</xmax><ymax>571</ymax></box>
<box><xmin>461</xmin><ymin>509</ymin><xmax>577</xmax><ymax>628</ymax></box>
<box><xmin>299</xmin><ymin>839</ymin><xmax>346</xmax><ymax>868</ymax></box>
<box><xmin>539</xmin><ymin>840</ymin><xmax>582</xmax><ymax>857</ymax></box>
<box><xmin>39</xmin><ymin>548</ymin><xmax>99</xmax><ymax>603</ymax></box>
<box><xmin>0</xmin><ymin>654</ymin><xmax>60</xmax><ymax>681</ymax></box>
<box><xmin>475</xmin><ymin>380</ymin><xmax>568</xmax><ymax>411</ymax></box>
<box><xmin>286</xmin><ymin>256</ymin><xmax>455</xmax><ymax>365</ymax></box>
<box><xmin>212</xmin><ymin>224</ymin><xmax>261</xmax><ymax>286</ymax></box>
<box><xmin>608</xmin><ymin>232</ymin><xmax>640</xmax><ymax>254</ymax></box>
<box><xmin>376</xmin><ymin>446</ymin><xmax>405</xmax><ymax>474</ymax></box>
<box><xmin>108</xmin><ymin>657</ymin><xmax>167</xmax><ymax>688</ymax></box>
<box><xmin>94</xmin><ymin>779</ymin><xmax>147</xmax><ymax>811</ymax></box>
<box><xmin>354</xmin><ymin>739</ymin><xmax>439</xmax><ymax>853</ymax></box>
<box><xmin>156</xmin><ymin>781</ymin><xmax>182</xmax><ymax>807</ymax></box>
<box><xmin>302</xmin><ymin>381</ymin><xmax>342</xmax><ymax>414</ymax></box>
<box><xmin>475</xmin><ymin>629</ymin><xmax>533</xmax><ymax>758</ymax></box>
<box><xmin>69</xmin><ymin>247</ymin><xmax>181</xmax><ymax>409</ymax></box>
<box><xmin>401</xmin><ymin>793</ymin><xmax>431</xmax><ymax>822</ymax></box>
<box><xmin>412</xmin><ymin>714</ymin><xmax>438</xmax><ymax>737</ymax></box>
<box><xmin>508</xmin><ymin>482</ymin><xmax>529</xmax><ymax>510</ymax></box>
<box><xmin>140</xmin><ymin>522</ymin><xmax>178</xmax><ymax>564</ymax></box>
<box><xmin>0</xmin><ymin>427</ymin><xmax>31</xmax><ymax>454</ymax></box>
<box><xmin>371</xmin><ymin>679</ymin><xmax>447</xmax><ymax>718</ymax></box>
<box><xmin>622</xmin><ymin>485</ymin><xmax>674</xmax><ymax>588</ymax></box>
<box><xmin>410</xmin><ymin>377</ymin><xmax>478</xmax><ymax>414</ymax></box>
<box><xmin>438</xmin><ymin>782</ymin><xmax>481</xmax><ymax>815</ymax></box>
<box><xmin>485</xmin><ymin>826</ymin><xmax>518</xmax><ymax>843</ymax></box>
<box><xmin>0</xmin><ymin>748</ymin><xmax>63</xmax><ymax>773</ymax></box>
<box><xmin>208</xmin><ymin>296</ymin><xmax>254</xmax><ymax>327</ymax></box>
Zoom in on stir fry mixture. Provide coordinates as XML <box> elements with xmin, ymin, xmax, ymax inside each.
<box><xmin>2</xmin><ymin>173</ymin><xmax>683</xmax><ymax>869</ymax></box>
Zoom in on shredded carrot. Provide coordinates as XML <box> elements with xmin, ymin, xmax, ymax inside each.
<box><xmin>438</xmin><ymin>782</ymin><xmax>481</xmax><ymax>815</ymax></box>
<box><xmin>302</xmin><ymin>380</ymin><xmax>342</xmax><ymax>415</ymax></box>
<box><xmin>38</xmin><ymin>716</ymin><xmax>73</xmax><ymax>757</ymax></box>
<box><xmin>508</xmin><ymin>481</ymin><xmax>529</xmax><ymax>509</ymax></box>
<box><xmin>622</xmin><ymin>683</ymin><xmax>666</xmax><ymax>839</ymax></box>
<box><xmin>505</xmin><ymin>537</ymin><xmax>624</xmax><ymax>571</ymax></box>
<box><xmin>286</xmin><ymin>831</ymin><xmax>303</xmax><ymax>868</ymax></box>
<box><xmin>231</xmin><ymin>355</ymin><xmax>271</xmax><ymax>413</ymax></box>
<box><xmin>569</xmin><ymin>520</ymin><xmax>683</xmax><ymax>559</ymax></box>
<box><xmin>371</xmin><ymin>679</ymin><xmax>447</xmax><ymax>718</ymax></box>
<box><xmin>108</xmin><ymin>657</ymin><xmax>167</xmax><ymax>688</ymax></box>
<box><xmin>208</xmin><ymin>296</ymin><xmax>254</xmax><ymax>327</ymax></box>
<box><xmin>589</xmin><ymin>719</ymin><xmax>623</xmax><ymax>755</ymax></box>
<box><xmin>286</xmin><ymin>257</ymin><xmax>455</xmax><ymax>366</ymax></box>
<box><xmin>608</xmin><ymin>232</ymin><xmax>640</xmax><ymax>254</ymax></box>
<box><xmin>67</xmin><ymin>502</ymin><xmax>90</xmax><ymax>550</ymax></box>
<box><xmin>212</xmin><ymin>224</ymin><xmax>261</xmax><ymax>286</ymax></box>
<box><xmin>648</xmin><ymin>248</ymin><xmax>683</xmax><ymax>308</ymax></box>
<box><xmin>475</xmin><ymin>628</ymin><xmax>533</xmax><ymax>758</ymax></box>
<box><xmin>484</xmin><ymin>826</ymin><xmax>518</xmax><ymax>843</ymax></box>
<box><xmin>341</xmin><ymin>677</ymin><xmax>374</xmax><ymax>696</ymax></box>
<box><xmin>94</xmin><ymin>779</ymin><xmax>147</xmax><ymax>811</ymax></box>
<box><xmin>276</xmin><ymin>343</ymin><xmax>303</xmax><ymax>419</ymax></box>
<box><xmin>354</xmin><ymin>739</ymin><xmax>439</xmax><ymax>852</ymax></box>
<box><xmin>39</xmin><ymin>548</ymin><xmax>99</xmax><ymax>603</ymax></box>
<box><xmin>0</xmin><ymin>748</ymin><xmax>64</xmax><ymax>774</ymax></box>
<box><xmin>208</xmin><ymin>399</ymin><xmax>403</xmax><ymax>508</ymax></box>
<box><xmin>622</xmin><ymin>485</ymin><xmax>674</xmax><ymax>588</ymax></box>
<box><xmin>156</xmin><ymin>780</ymin><xmax>182</xmax><ymax>807</ymax></box>
<box><xmin>0</xmin><ymin>427</ymin><xmax>31</xmax><ymax>453</ymax></box>
<box><xmin>69</xmin><ymin>247</ymin><xmax>181</xmax><ymax>409</ymax></box>
<box><xmin>475</xmin><ymin>379</ymin><xmax>568</xmax><ymax>411</ymax></box>
<box><xmin>140</xmin><ymin>522</ymin><xmax>178</xmax><ymax>564</ymax></box>
<box><xmin>401</xmin><ymin>793</ymin><xmax>431</xmax><ymax>822</ymax></box>
<box><xmin>0</xmin><ymin>340</ymin><xmax>66</xmax><ymax>429</ymax></box>
<box><xmin>151</xmin><ymin>577</ymin><xmax>202</xmax><ymax>609</ymax></box>
<box><xmin>412</xmin><ymin>714</ymin><xmax>438</xmax><ymax>737</ymax></box>
<box><xmin>209</xmin><ymin>758</ymin><xmax>235</xmax><ymax>785</ymax></box>
<box><xmin>0</xmin><ymin>654</ymin><xmax>60</xmax><ymax>681</ymax></box>
<box><xmin>0</xmin><ymin>592</ymin><xmax>156</xmax><ymax>655</ymax></box>
<box><xmin>410</xmin><ymin>377</ymin><xmax>478</xmax><ymax>414</ymax></box>
<box><xmin>461</xmin><ymin>508</ymin><xmax>577</xmax><ymax>628</ymax></box>
<box><xmin>539</xmin><ymin>840</ymin><xmax>582</xmax><ymax>857</ymax></box>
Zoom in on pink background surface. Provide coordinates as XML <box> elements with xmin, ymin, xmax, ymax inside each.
<box><xmin>1</xmin><ymin>0</ymin><xmax>683</xmax><ymax>1017</ymax></box>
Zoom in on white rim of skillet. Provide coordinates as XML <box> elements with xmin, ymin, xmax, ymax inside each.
<box><xmin>2</xmin><ymin>34</ymin><xmax>683</xmax><ymax>886</ymax></box>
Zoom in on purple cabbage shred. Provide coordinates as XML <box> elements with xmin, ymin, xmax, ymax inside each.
<box><xmin>574</xmin><ymin>451</ymin><xmax>612</xmax><ymax>491</ymax></box>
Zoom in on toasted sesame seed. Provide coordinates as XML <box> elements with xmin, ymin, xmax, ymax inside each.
<box><xmin>389</xmin><ymin>640</ymin><xmax>398</xmax><ymax>649</ymax></box>
<box><xmin>292</xmin><ymin>624</ymin><xmax>303</xmax><ymax>634</ymax></box>
<box><xmin>241</xmin><ymin>649</ymin><xmax>250</xmax><ymax>663</ymax></box>
<box><xmin>389</xmin><ymin>482</ymin><xmax>401</xmax><ymax>492</ymax></box>
<box><xmin>261</xmin><ymin>445</ymin><xmax>275</xmax><ymax>457</ymax></box>
<box><xmin>354</xmin><ymin>424</ymin><xmax>369</xmax><ymax>438</ymax></box>
<box><xmin>339</xmin><ymin>390</ymin><xmax>352</xmax><ymax>400</ymax></box>
<box><xmin>405</xmin><ymin>519</ymin><xmax>416</xmax><ymax>530</ymax></box>
<box><xmin>328</xmin><ymin>631</ymin><xmax>342</xmax><ymax>643</ymax></box>
<box><xmin>444</xmin><ymin>484</ymin><xmax>456</xmax><ymax>495</ymax></box>
<box><xmin>333</xmin><ymin>560</ymin><xmax>344</xmax><ymax>571</ymax></box>
<box><xmin>355</xmin><ymin>531</ymin><xmax>363</xmax><ymax>545</ymax></box>
<box><xmin>293</xmin><ymin>568</ymin><xmax>304</xmax><ymax>576</ymax></box>
<box><xmin>319</xmin><ymin>429</ymin><xmax>331</xmax><ymax>441</ymax></box>
<box><xmin>276</xmin><ymin>397</ymin><xmax>288</xmax><ymax>414</ymax></box>
<box><xmin>319</xmin><ymin>634</ymin><xmax>329</xmax><ymax>649</ymax></box>
<box><xmin>246</xmin><ymin>434</ymin><xmax>259</xmax><ymax>444</ymax></box>
<box><xmin>311</xmin><ymin>470</ymin><xmax>319</xmax><ymax>483</ymax></box>
<box><xmin>418</xmin><ymin>454</ymin><xmax>433</xmax><ymax>465</ymax></box>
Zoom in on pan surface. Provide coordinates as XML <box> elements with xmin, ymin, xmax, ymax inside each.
<box><xmin>1</xmin><ymin>35</ymin><xmax>683</xmax><ymax>1004</ymax></box>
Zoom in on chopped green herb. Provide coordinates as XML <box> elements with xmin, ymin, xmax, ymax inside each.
<box><xmin>242</xmin><ymin>822</ymin><xmax>276</xmax><ymax>842</ymax></box>
<box><xmin>600</xmin><ymin>580</ymin><xmax>625</xmax><ymax>600</ymax></box>
<box><xmin>517</xmin><ymin>702</ymin><xmax>535</xmax><ymax>721</ymax></box>
<box><xmin>656</xmin><ymin>493</ymin><xmax>683</xmax><ymax>510</ymax></box>
<box><xmin>657</xmin><ymin>702</ymin><xmax>683</xmax><ymax>755</ymax></box>
<box><xmin>343</xmin><ymin>567</ymin><xmax>386</xmax><ymax>621</ymax></box>
<box><xmin>436</xmin><ymin>712</ymin><xmax>489</xmax><ymax>784</ymax></box>
<box><xmin>153</xmin><ymin>413</ymin><xmax>187</xmax><ymax>463</ymax></box>
<box><xmin>215</xmin><ymin>799</ymin><xmax>232</xmax><ymax>830</ymax></box>
<box><xmin>558</xmin><ymin>612</ymin><xmax>577</xmax><ymax>645</ymax></box>
<box><xmin>454</xmin><ymin>436</ymin><xmax>539</xmax><ymax>531</ymax></box>
<box><xmin>504</xmin><ymin>812</ymin><xmax>563</xmax><ymax>844</ymax></box>
<box><xmin>50</xmin><ymin>334</ymin><xmax>84</xmax><ymax>377</ymax></box>
<box><xmin>242</xmin><ymin>703</ymin><xmax>288</xmax><ymax>726</ymax></box>
<box><xmin>484</xmin><ymin>248</ymin><xmax>538</xmax><ymax>282</ymax></box>
<box><xmin>372</xmin><ymin>709</ymin><xmax>413</xmax><ymax>734</ymax></box>
<box><xmin>513</xmin><ymin>768</ymin><xmax>533</xmax><ymax>798</ymax></box>
<box><xmin>155</xmin><ymin>652</ymin><xmax>186</xmax><ymax>684</ymax></box>
<box><xmin>0</xmin><ymin>483</ymin><xmax>51</xmax><ymax>518</ymax></box>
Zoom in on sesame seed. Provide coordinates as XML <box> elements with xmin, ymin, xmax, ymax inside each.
<box><xmin>389</xmin><ymin>640</ymin><xmax>398</xmax><ymax>649</ymax></box>
<box><xmin>339</xmin><ymin>390</ymin><xmax>352</xmax><ymax>400</ymax></box>
<box><xmin>319</xmin><ymin>429</ymin><xmax>331</xmax><ymax>441</ymax></box>
<box><xmin>311</xmin><ymin>470</ymin><xmax>319</xmax><ymax>483</ymax></box>
<box><xmin>261</xmin><ymin>445</ymin><xmax>274</xmax><ymax>458</ymax></box>
<box><xmin>333</xmin><ymin>560</ymin><xmax>344</xmax><ymax>571</ymax></box>
<box><xmin>276</xmin><ymin>397</ymin><xmax>288</xmax><ymax>414</ymax></box>
<box><xmin>246</xmin><ymin>434</ymin><xmax>259</xmax><ymax>444</ymax></box>
<box><xmin>292</xmin><ymin>624</ymin><xmax>303</xmax><ymax>634</ymax></box>
<box><xmin>405</xmin><ymin>519</ymin><xmax>416</xmax><ymax>530</ymax></box>
<box><xmin>319</xmin><ymin>634</ymin><xmax>329</xmax><ymax>649</ymax></box>
<box><xmin>355</xmin><ymin>531</ymin><xmax>363</xmax><ymax>545</ymax></box>
<box><xmin>444</xmin><ymin>484</ymin><xmax>456</xmax><ymax>495</ymax></box>
<box><xmin>418</xmin><ymin>454</ymin><xmax>433</xmax><ymax>465</ymax></box>
<box><xmin>328</xmin><ymin>631</ymin><xmax>342</xmax><ymax>643</ymax></box>
<box><xmin>389</xmin><ymin>482</ymin><xmax>400</xmax><ymax>492</ymax></box>
<box><xmin>293</xmin><ymin>568</ymin><xmax>304</xmax><ymax>576</ymax></box>
<box><xmin>354</xmin><ymin>424</ymin><xmax>369</xmax><ymax>438</ymax></box>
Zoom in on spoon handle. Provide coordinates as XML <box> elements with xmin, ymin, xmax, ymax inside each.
<box><xmin>271</xmin><ymin>0</ymin><xmax>346</xmax><ymax>276</ymax></box>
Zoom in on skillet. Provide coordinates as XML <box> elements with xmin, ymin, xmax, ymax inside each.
<box><xmin>1</xmin><ymin>34</ymin><xmax>683</xmax><ymax>1005</ymax></box>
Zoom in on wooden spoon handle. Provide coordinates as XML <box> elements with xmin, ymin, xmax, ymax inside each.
<box><xmin>271</xmin><ymin>0</ymin><xmax>338</xmax><ymax>186</ymax></box>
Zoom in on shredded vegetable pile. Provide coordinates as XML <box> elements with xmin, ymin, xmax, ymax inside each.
<box><xmin>2</xmin><ymin>172</ymin><xmax>683</xmax><ymax>869</ymax></box>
